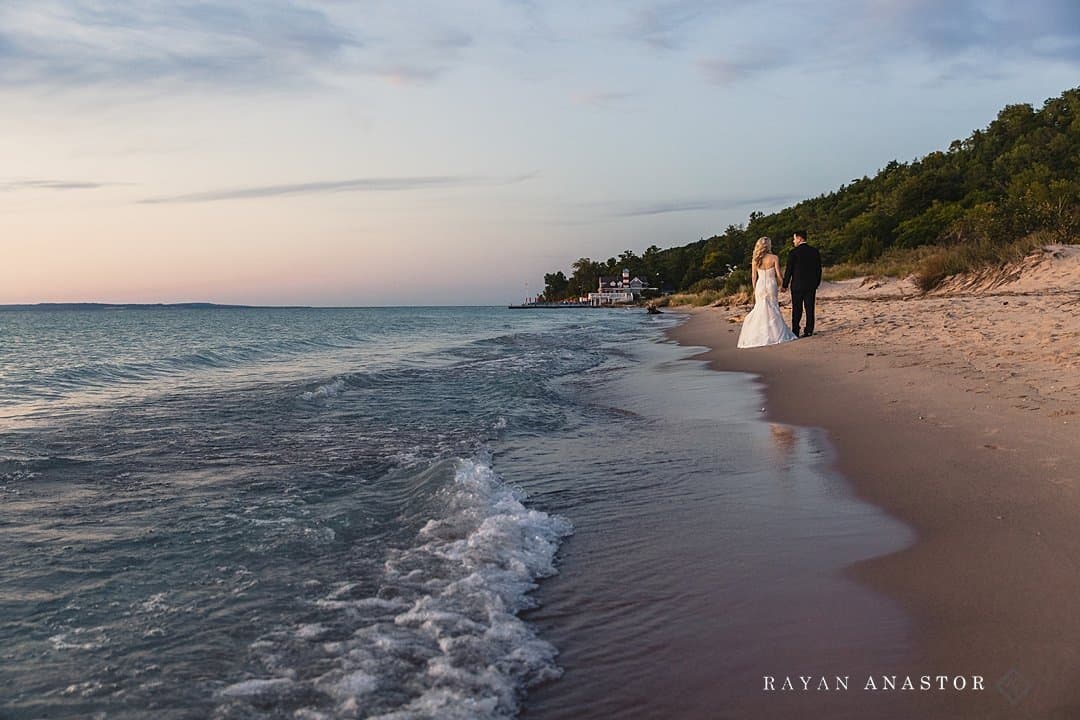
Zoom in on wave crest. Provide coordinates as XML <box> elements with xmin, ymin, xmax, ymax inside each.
<box><xmin>300</xmin><ymin>378</ymin><xmax>346</xmax><ymax>402</ymax></box>
<box><xmin>219</xmin><ymin>456</ymin><xmax>572</xmax><ymax>719</ymax></box>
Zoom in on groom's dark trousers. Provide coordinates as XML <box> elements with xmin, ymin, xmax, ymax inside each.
<box><xmin>790</xmin><ymin>288</ymin><xmax>816</xmax><ymax>336</ymax></box>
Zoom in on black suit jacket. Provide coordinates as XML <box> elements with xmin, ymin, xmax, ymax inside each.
<box><xmin>782</xmin><ymin>243</ymin><xmax>822</xmax><ymax>292</ymax></box>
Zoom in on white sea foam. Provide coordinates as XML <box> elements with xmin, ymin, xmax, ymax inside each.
<box><xmin>293</xmin><ymin>711</ymin><xmax>332</xmax><ymax>720</ymax></box>
<box><xmin>222</xmin><ymin>456</ymin><xmax>571</xmax><ymax>719</ymax></box>
<box><xmin>139</xmin><ymin>592</ymin><xmax>170</xmax><ymax>613</ymax></box>
<box><xmin>48</xmin><ymin>627</ymin><xmax>109</xmax><ymax>652</ymax></box>
<box><xmin>391</xmin><ymin>449</ymin><xmax>423</xmax><ymax>467</ymax></box>
<box><xmin>295</xmin><ymin>623</ymin><xmax>327</xmax><ymax>640</ymax></box>
<box><xmin>300</xmin><ymin>378</ymin><xmax>345</xmax><ymax>402</ymax></box>
<box><xmin>219</xmin><ymin>677</ymin><xmax>295</xmax><ymax>698</ymax></box>
<box><xmin>326</xmin><ymin>582</ymin><xmax>360</xmax><ymax>599</ymax></box>
<box><xmin>313</xmin><ymin>596</ymin><xmax>408</xmax><ymax>612</ymax></box>
<box><xmin>320</xmin><ymin>670</ymin><xmax>378</xmax><ymax>701</ymax></box>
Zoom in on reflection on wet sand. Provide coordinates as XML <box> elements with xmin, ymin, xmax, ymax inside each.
<box><xmin>769</xmin><ymin>423</ymin><xmax>797</xmax><ymax>459</ymax></box>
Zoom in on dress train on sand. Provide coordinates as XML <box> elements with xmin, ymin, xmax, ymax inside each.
<box><xmin>736</xmin><ymin>269</ymin><xmax>797</xmax><ymax>348</ymax></box>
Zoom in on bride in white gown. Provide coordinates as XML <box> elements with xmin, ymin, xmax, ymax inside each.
<box><xmin>737</xmin><ymin>236</ymin><xmax>798</xmax><ymax>348</ymax></box>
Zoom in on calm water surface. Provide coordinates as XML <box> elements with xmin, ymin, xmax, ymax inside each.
<box><xmin>0</xmin><ymin>307</ymin><xmax>912</xmax><ymax>719</ymax></box>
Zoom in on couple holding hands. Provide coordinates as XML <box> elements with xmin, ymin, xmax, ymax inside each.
<box><xmin>737</xmin><ymin>231</ymin><xmax>822</xmax><ymax>349</ymax></box>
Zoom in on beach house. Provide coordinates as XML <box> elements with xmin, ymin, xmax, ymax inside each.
<box><xmin>588</xmin><ymin>268</ymin><xmax>653</xmax><ymax>305</ymax></box>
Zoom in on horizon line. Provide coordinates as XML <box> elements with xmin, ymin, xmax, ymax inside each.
<box><xmin>0</xmin><ymin>301</ymin><xmax>515</xmax><ymax>310</ymax></box>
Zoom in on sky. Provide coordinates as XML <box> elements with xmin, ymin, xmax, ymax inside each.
<box><xmin>1</xmin><ymin>1</ymin><xmax>1078</xmax><ymax>306</ymax></box>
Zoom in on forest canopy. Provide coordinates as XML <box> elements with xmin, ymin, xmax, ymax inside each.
<box><xmin>542</xmin><ymin>87</ymin><xmax>1080</xmax><ymax>299</ymax></box>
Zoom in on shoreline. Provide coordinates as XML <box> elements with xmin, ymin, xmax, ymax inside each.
<box><xmin>665</xmin><ymin>298</ymin><xmax>1080</xmax><ymax>719</ymax></box>
<box><xmin>519</xmin><ymin>328</ymin><xmax>915</xmax><ymax>720</ymax></box>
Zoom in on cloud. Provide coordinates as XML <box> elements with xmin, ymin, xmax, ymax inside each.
<box><xmin>692</xmin><ymin>0</ymin><xmax>1080</xmax><ymax>88</ymax></box>
<box><xmin>573</xmin><ymin>89</ymin><xmax>636</xmax><ymax>105</ymax></box>
<box><xmin>625</xmin><ymin>0</ymin><xmax>750</xmax><ymax>50</ymax></box>
<box><xmin>428</xmin><ymin>26</ymin><xmax>473</xmax><ymax>50</ymax></box>
<box><xmin>616</xmin><ymin>193</ymin><xmax>804</xmax><ymax>217</ymax></box>
<box><xmin>617</xmin><ymin>200</ymin><xmax>719</xmax><ymax>216</ymax></box>
<box><xmin>0</xmin><ymin>3</ymin><xmax>525</xmax><ymax>92</ymax></box>
<box><xmin>0</xmin><ymin>178</ymin><xmax>116</xmax><ymax>191</ymax></box>
<box><xmin>543</xmin><ymin>192</ymin><xmax>806</xmax><ymax>227</ymax></box>
<box><xmin>362</xmin><ymin>20</ymin><xmax>472</xmax><ymax>85</ymax></box>
<box><xmin>627</xmin><ymin>1</ymin><xmax>712</xmax><ymax>50</ymax></box>
<box><xmin>0</xmin><ymin>1</ymin><xmax>360</xmax><ymax>90</ymax></box>
<box><xmin>699</xmin><ymin>55</ymin><xmax>785</xmax><ymax>86</ymax></box>
<box><xmin>138</xmin><ymin>173</ymin><xmax>537</xmax><ymax>204</ymax></box>
<box><xmin>843</xmin><ymin>0</ymin><xmax>1080</xmax><ymax>67</ymax></box>
<box><xmin>1</xmin><ymin>1</ymin><xmax>1075</xmax><ymax>96</ymax></box>
<box><xmin>372</xmin><ymin>64</ymin><xmax>445</xmax><ymax>86</ymax></box>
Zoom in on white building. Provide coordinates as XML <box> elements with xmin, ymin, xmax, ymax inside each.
<box><xmin>587</xmin><ymin>268</ymin><xmax>652</xmax><ymax>305</ymax></box>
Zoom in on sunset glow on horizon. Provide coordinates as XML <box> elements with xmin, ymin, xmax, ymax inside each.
<box><xmin>3</xmin><ymin>1</ymin><xmax>1078</xmax><ymax>306</ymax></box>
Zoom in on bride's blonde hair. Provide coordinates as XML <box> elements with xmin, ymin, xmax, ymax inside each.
<box><xmin>751</xmin><ymin>236</ymin><xmax>771</xmax><ymax>268</ymax></box>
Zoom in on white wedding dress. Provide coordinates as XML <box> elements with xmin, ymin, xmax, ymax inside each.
<box><xmin>737</xmin><ymin>264</ymin><xmax>797</xmax><ymax>348</ymax></box>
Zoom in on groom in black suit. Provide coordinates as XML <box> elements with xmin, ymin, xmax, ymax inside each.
<box><xmin>781</xmin><ymin>230</ymin><xmax>822</xmax><ymax>337</ymax></box>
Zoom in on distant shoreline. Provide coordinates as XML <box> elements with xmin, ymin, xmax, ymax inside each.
<box><xmin>0</xmin><ymin>303</ymin><xmax>514</xmax><ymax>311</ymax></box>
<box><xmin>0</xmin><ymin>302</ymin><xmax>265</xmax><ymax>311</ymax></box>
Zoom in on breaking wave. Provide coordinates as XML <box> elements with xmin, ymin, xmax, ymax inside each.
<box><xmin>217</xmin><ymin>456</ymin><xmax>573</xmax><ymax>719</ymax></box>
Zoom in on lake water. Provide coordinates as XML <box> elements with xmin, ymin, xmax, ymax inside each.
<box><xmin>0</xmin><ymin>306</ymin><xmax>912</xmax><ymax>719</ymax></box>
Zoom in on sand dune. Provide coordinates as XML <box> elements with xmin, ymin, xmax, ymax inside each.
<box><xmin>804</xmin><ymin>245</ymin><xmax>1080</xmax><ymax>421</ymax></box>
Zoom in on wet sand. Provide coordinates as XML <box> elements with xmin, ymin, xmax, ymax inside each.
<box><xmin>516</xmin><ymin>336</ymin><xmax>915</xmax><ymax>720</ymax></box>
<box><xmin>665</xmin><ymin>245</ymin><xmax>1080</xmax><ymax>718</ymax></box>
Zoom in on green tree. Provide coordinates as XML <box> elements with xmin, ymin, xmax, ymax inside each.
<box><xmin>543</xmin><ymin>271</ymin><xmax>569</xmax><ymax>300</ymax></box>
<box><xmin>537</xmin><ymin>87</ymin><xmax>1080</xmax><ymax>294</ymax></box>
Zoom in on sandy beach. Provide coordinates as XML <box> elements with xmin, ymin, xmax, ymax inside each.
<box><xmin>667</xmin><ymin>245</ymin><xmax>1080</xmax><ymax>719</ymax></box>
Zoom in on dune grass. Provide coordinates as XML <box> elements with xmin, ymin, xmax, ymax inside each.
<box><xmin>822</xmin><ymin>246</ymin><xmax>936</xmax><ymax>282</ymax></box>
<box><xmin>662</xmin><ymin>233</ymin><xmax>1067</xmax><ymax>305</ymax></box>
<box><xmin>660</xmin><ymin>290</ymin><xmax>726</xmax><ymax>307</ymax></box>
<box><xmin>823</xmin><ymin>233</ymin><xmax>1061</xmax><ymax>291</ymax></box>
<box><xmin>911</xmin><ymin>233</ymin><xmax>1050</xmax><ymax>291</ymax></box>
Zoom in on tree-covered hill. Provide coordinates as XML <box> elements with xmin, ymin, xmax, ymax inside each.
<box><xmin>543</xmin><ymin>87</ymin><xmax>1080</xmax><ymax>299</ymax></box>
